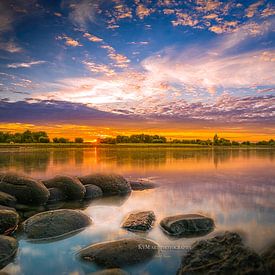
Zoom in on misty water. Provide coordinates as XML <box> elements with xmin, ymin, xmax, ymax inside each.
<box><xmin>0</xmin><ymin>147</ymin><xmax>275</xmax><ymax>275</ymax></box>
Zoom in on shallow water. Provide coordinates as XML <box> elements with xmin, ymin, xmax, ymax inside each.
<box><xmin>1</xmin><ymin>147</ymin><xmax>275</xmax><ymax>275</ymax></box>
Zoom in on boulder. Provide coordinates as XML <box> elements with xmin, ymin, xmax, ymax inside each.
<box><xmin>90</xmin><ymin>269</ymin><xmax>128</xmax><ymax>275</ymax></box>
<box><xmin>79</xmin><ymin>174</ymin><xmax>131</xmax><ymax>196</ymax></box>
<box><xmin>78</xmin><ymin>238</ymin><xmax>158</xmax><ymax>268</ymax></box>
<box><xmin>84</xmin><ymin>184</ymin><xmax>103</xmax><ymax>200</ymax></box>
<box><xmin>262</xmin><ymin>244</ymin><xmax>275</xmax><ymax>274</ymax></box>
<box><xmin>122</xmin><ymin>211</ymin><xmax>155</xmax><ymax>232</ymax></box>
<box><xmin>23</xmin><ymin>209</ymin><xmax>92</xmax><ymax>240</ymax></box>
<box><xmin>128</xmin><ymin>179</ymin><xmax>157</xmax><ymax>190</ymax></box>
<box><xmin>0</xmin><ymin>210</ymin><xmax>19</xmax><ymax>235</ymax></box>
<box><xmin>43</xmin><ymin>175</ymin><xmax>86</xmax><ymax>200</ymax></box>
<box><xmin>0</xmin><ymin>191</ymin><xmax>17</xmax><ymax>207</ymax></box>
<box><xmin>0</xmin><ymin>172</ymin><xmax>49</xmax><ymax>205</ymax></box>
<box><xmin>47</xmin><ymin>187</ymin><xmax>67</xmax><ymax>203</ymax></box>
<box><xmin>0</xmin><ymin>235</ymin><xmax>18</xmax><ymax>269</ymax></box>
<box><xmin>178</xmin><ymin>232</ymin><xmax>268</xmax><ymax>274</ymax></box>
<box><xmin>160</xmin><ymin>214</ymin><xmax>214</xmax><ymax>237</ymax></box>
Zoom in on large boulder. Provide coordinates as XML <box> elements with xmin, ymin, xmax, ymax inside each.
<box><xmin>79</xmin><ymin>174</ymin><xmax>131</xmax><ymax>196</ymax></box>
<box><xmin>178</xmin><ymin>232</ymin><xmax>268</xmax><ymax>274</ymax></box>
<box><xmin>122</xmin><ymin>211</ymin><xmax>155</xmax><ymax>232</ymax></box>
<box><xmin>0</xmin><ymin>191</ymin><xmax>17</xmax><ymax>207</ymax></box>
<box><xmin>47</xmin><ymin>187</ymin><xmax>67</xmax><ymax>203</ymax></box>
<box><xmin>0</xmin><ymin>172</ymin><xmax>49</xmax><ymax>205</ymax></box>
<box><xmin>262</xmin><ymin>244</ymin><xmax>275</xmax><ymax>274</ymax></box>
<box><xmin>0</xmin><ymin>235</ymin><xmax>18</xmax><ymax>269</ymax></box>
<box><xmin>90</xmin><ymin>269</ymin><xmax>128</xmax><ymax>275</ymax></box>
<box><xmin>160</xmin><ymin>214</ymin><xmax>214</xmax><ymax>237</ymax></box>
<box><xmin>0</xmin><ymin>210</ymin><xmax>19</xmax><ymax>235</ymax></box>
<box><xmin>78</xmin><ymin>238</ymin><xmax>158</xmax><ymax>268</ymax></box>
<box><xmin>43</xmin><ymin>175</ymin><xmax>86</xmax><ymax>200</ymax></box>
<box><xmin>23</xmin><ymin>209</ymin><xmax>92</xmax><ymax>240</ymax></box>
<box><xmin>84</xmin><ymin>184</ymin><xmax>103</xmax><ymax>200</ymax></box>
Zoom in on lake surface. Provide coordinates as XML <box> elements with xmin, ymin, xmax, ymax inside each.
<box><xmin>1</xmin><ymin>147</ymin><xmax>275</xmax><ymax>275</ymax></box>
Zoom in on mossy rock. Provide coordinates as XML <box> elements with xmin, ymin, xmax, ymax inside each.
<box><xmin>84</xmin><ymin>184</ymin><xmax>103</xmax><ymax>199</ymax></box>
<box><xmin>0</xmin><ymin>172</ymin><xmax>49</xmax><ymax>205</ymax></box>
<box><xmin>0</xmin><ymin>191</ymin><xmax>17</xmax><ymax>207</ymax></box>
<box><xmin>0</xmin><ymin>235</ymin><xmax>18</xmax><ymax>269</ymax></box>
<box><xmin>0</xmin><ymin>210</ymin><xmax>19</xmax><ymax>235</ymax></box>
<box><xmin>122</xmin><ymin>211</ymin><xmax>155</xmax><ymax>232</ymax></box>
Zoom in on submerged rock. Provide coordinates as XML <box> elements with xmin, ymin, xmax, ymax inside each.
<box><xmin>0</xmin><ymin>210</ymin><xmax>19</xmax><ymax>235</ymax></box>
<box><xmin>47</xmin><ymin>187</ymin><xmax>67</xmax><ymax>203</ymax></box>
<box><xmin>160</xmin><ymin>214</ymin><xmax>214</xmax><ymax>237</ymax></box>
<box><xmin>78</xmin><ymin>238</ymin><xmax>158</xmax><ymax>268</ymax></box>
<box><xmin>128</xmin><ymin>179</ymin><xmax>157</xmax><ymax>190</ymax></box>
<box><xmin>122</xmin><ymin>211</ymin><xmax>155</xmax><ymax>232</ymax></box>
<box><xmin>43</xmin><ymin>175</ymin><xmax>86</xmax><ymax>200</ymax></box>
<box><xmin>84</xmin><ymin>184</ymin><xmax>103</xmax><ymax>200</ymax></box>
<box><xmin>23</xmin><ymin>209</ymin><xmax>92</xmax><ymax>240</ymax></box>
<box><xmin>262</xmin><ymin>243</ymin><xmax>275</xmax><ymax>274</ymax></box>
<box><xmin>0</xmin><ymin>191</ymin><xmax>17</xmax><ymax>207</ymax></box>
<box><xmin>0</xmin><ymin>172</ymin><xmax>49</xmax><ymax>205</ymax></box>
<box><xmin>90</xmin><ymin>269</ymin><xmax>128</xmax><ymax>275</ymax></box>
<box><xmin>178</xmin><ymin>232</ymin><xmax>268</xmax><ymax>274</ymax></box>
<box><xmin>79</xmin><ymin>174</ymin><xmax>131</xmax><ymax>196</ymax></box>
<box><xmin>0</xmin><ymin>235</ymin><xmax>18</xmax><ymax>269</ymax></box>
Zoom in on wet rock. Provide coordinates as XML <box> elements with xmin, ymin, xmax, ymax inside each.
<box><xmin>0</xmin><ymin>172</ymin><xmax>50</xmax><ymax>205</ymax></box>
<box><xmin>262</xmin><ymin>243</ymin><xmax>275</xmax><ymax>274</ymax></box>
<box><xmin>78</xmin><ymin>238</ymin><xmax>158</xmax><ymax>268</ymax></box>
<box><xmin>23</xmin><ymin>209</ymin><xmax>92</xmax><ymax>240</ymax></box>
<box><xmin>84</xmin><ymin>184</ymin><xmax>103</xmax><ymax>200</ymax></box>
<box><xmin>90</xmin><ymin>269</ymin><xmax>128</xmax><ymax>275</ymax></box>
<box><xmin>79</xmin><ymin>174</ymin><xmax>131</xmax><ymax>196</ymax></box>
<box><xmin>178</xmin><ymin>232</ymin><xmax>268</xmax><ymax>274</ymax></box>
<box><xmin>43</xmin><ymin>175</ymin><xmax>86</xmax><ymax>200</ymax></box>
<box><xmin>122</xmin><ymin>211</ymin><xmax>155</xmax><ymax>232</ymax></box>
<box><xmin>160</xmin><ymin>214</ymin><xmax>214</xmax><ymax>237</ymax></box>
<box><xmin>0</xmin><ymin>210</ymin><xmax>19</xmax><ymax>235</ymax></box>
<box><xmin>128</xmin><ymin>179</ymin><xmax>157</xmax><ymax>190</ymax></box>
<box><xmin>0</xmin><ymin>205</ymin><xmax>15</xmax><ymax>211</ymax></box>
<box><xmin>47</xmin><ymin>187</ymin><xmax>67</xmax><ymax>203</ymax></box>
<box><xmin>0</xmin><ymin>191</ymin><xmax>17</xmax><ymax>207</ymax></box>
<box><xmin>0</xmin><ymin>235</ymin><xmax>18</xmax><ymax>269</ymax></box>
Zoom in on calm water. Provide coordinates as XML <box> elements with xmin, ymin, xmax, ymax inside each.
<box><xmin>1</xmin><ymin>147</ymin><xmax>275</xmax><ymax>275</ymax></box>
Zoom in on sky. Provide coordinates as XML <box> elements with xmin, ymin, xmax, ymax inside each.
<box><xmin>0</xmin><ymin>0</ymin><xmax>274</xmax><ymax>141</ymax></box>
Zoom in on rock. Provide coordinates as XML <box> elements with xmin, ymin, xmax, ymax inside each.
<box><xmin>0</xmin><ymin>210</ymin><xmax>19</xmax><ymax>235</ymax></box>
<box><xmin>128</xmin><ymin>179</ymin><xmax>157</xmax><ymax>190</ymax></box>
<box><xmin>0</xmin><ymin>205</ymin><xmax>15</xmax><ymax>211</ymax></box>
<box><xmin>84</xmin><ymin>184</ymin><xmax>103</xmax><ymax>200</ymax></box>
<box><xmin>160</xmin><ymin>214</ymin><xmax>214</xmax><ymax>237</ymax></box>
<box><xmin>79</xmin><ymin>174</ymin><xmax>131</xmax><ymax>196</ymax></box>
<box><xmin>0</xmin><ymin>191</ymin><xmax>17</xmax><ymax>207</ymax></box>
<box><xmin>78</xmin><ymin>238</ymin><xmax>158</xmax><ymax>268</ymax></box>
<box><xmin>178</xmin><ymin>232</ymin><xmax>268</xmax><ymax>274</ymax></box>
<box><xmin>47</xmin><ymin>187</ymin><xmax>67</xmax><ymax>203</ymax></box>
<box><xmin>43</xmin><ymin>175</ymin><xmax>86</xmax><ymax>200</ymax></box>
<box><xmin>0</xmin><ymin>235</ymin><xmax>18</xmax><ymax>269</ymax></box>
<box><xmin>122</xmin><ymin>211</ymin><xmax>155</xmax><ymax>232</ymax></box>
<box><xmin>0</xmin><ymin>172</ymin><xmax>49</xmax><ymax>205</ymax></box>
<box><xmin>262</xmin><ymin>243</ymin><xmax>275</xmax><ymax>274</ymax></box>
<box><xmin>89</xmin><ymin>269</ymin><xmax>128</xmax><ymax>275</ymax></box>
<box><xmin>23</xmin><ymin>209</ymin><xmax>92</xmax><ymax>240</ymax></box>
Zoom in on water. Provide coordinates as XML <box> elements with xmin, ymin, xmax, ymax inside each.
<box><xmin>0</xmin><ymin>147</ymin><xmax>275</xmax><ymax>275</ymax></box>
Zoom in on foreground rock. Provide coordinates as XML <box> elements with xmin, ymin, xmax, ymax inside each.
<box><xmin>43</xmin><ymin>175</ymin><xmax>86</xmax><ymax>200</ymax></box>
<box><xmin>79</xmin><ymin>174</ymin><xmax>131</xmax><ymax>196</ymax></box>
<box><xmin>0</xmin><ymin>191</ymin><xmax>17</xmax><ymax>207</ymax></box>
<box><xmin>0</xmin><ymin>210</ymin><xmax>19</xmax><ymax>235</ymax></box>
<box><xmin>0</xmin><ymin>235</ymin><xmax>18</xmax><ymax>269</ymax></box>
<box><xmin>122</xmin><ymin>211</ymin><xmax>155</xmax><ymax>232</ymax></box>
<box><xmin>262</xmin><ymin>244</ymin><xmax>275</xmax><ymax>274</ymax></box>
<box><xmin>47</xmin><ymin>187</ymin><xmax>67</xmax><ymax>203</ymax></box>
<box><xmin>178</xmin><ymin>232</ymin><xmax>268</xmax><ymax>274</ymax></box>
<box><xmin>90</xmin><ymin>269</ymin><xmax>128</xmax><ymax>275</ymax></box>
<box><xmin>0</xmin><ymin>172</ymin><xmax>49</xmax><ymax>205</ymax></box>
<box><xmin>160</xmin><ymin>214</ymin><xmax>214</xmax><ymax>237</ymax></box>
<box><xmin>78</xmin><ymin>238</ymin><xmax>158</xmax><ymax>268</ymax></box>
<box><xmin>84</xmin><ymin>184</ymin><xmax>103</xmax><ymax>200</ymax></box>
<box><xmin>23</xmin><ymin>209</ymin><xmax>91</xmax><ymax>240</ymax></box>
<box><xmin>128</xmin><ymin>179</ymin><xmax>157</xmax><ymax>190</ymax></box>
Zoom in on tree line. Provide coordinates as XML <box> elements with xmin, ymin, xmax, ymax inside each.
<box><xmin>100</xmin><ymin>134</ymin><xmax>167</xmax><ymax>144</ymax></box>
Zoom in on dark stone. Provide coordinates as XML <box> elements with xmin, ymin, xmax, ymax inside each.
<box><xmin>128</xmin><ymin>179</ymin><xmax>157</xmax><ymax>190</ymax></box>
<box><xmin>23</xmin><ymin>209</ymin><xmax>92</xmax><ymax>240</ymax></box>
<box><xmin>47</xmin><ymin>187</ymin><xmax>67</xmax><ymax>203</ymax></box>
<box><xmin>0</xmin><ymin>172</ymin><xmax>50</xmax><ymax>205</ymax></box>
<box><xmin>0</xmin><ymin>235</ymin><xmax>18</xmax><ymax>269</ymax></box>
<box><xmin>78</xmin><ymin>238</ymin><xmax>158</xmax><ymax>268</ymax></box>
<box><xmin>79</xmin><ymin>174</ymin><xmax>131</xmax><ymax>196</ymax></box>
<box><xmin>0</xmin><ymin>191</ymin><xmax>17</xmax><ymax>207</ymax></box>
<box><xmin>122</xmin><ymin>211</ymin><xmax>155</xmax><ymax>232</ymax></box>
<box><xmin>43</xmin><ymin>175</ymin><xmax>86</xmax><ymax>200</ymax></box>
<box><xmin>84</xmin><ymin>184</ymin><xmax>103</xmax><ymax>199</ymax></box>
<box><xmin>0</xmin><ymin>210</ymin><xmax>19</xmax><ymax>235</ymax></box>
<box><xmin>177</xmin><ymin>232</ymin><xmax>268</xmax><ymax>274</ymax></box>
<box><xmin>89</xmin><ymin>269</ymin><xmax>128</xmax><ymax>275</ymax></box>
<box><xmin>262</xmin><ymin>243</ymin><xmax>275</xmax><ymax>274</ymax></box>
<box><xmin>160</xmin><ymin>214</ymin><xmax>214</xmax><ymax>237</ymax></box>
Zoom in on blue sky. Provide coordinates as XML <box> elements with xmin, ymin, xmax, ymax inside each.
<box><xmin>0</xmin><ymin>0</ymin><xmax>274</xmax><ymax>139</ymax></box>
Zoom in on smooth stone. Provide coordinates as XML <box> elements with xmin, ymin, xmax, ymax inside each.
<box><xmin>262</xmin><ymin>243</ymin><xmax>275</xmax><ymax>274</ymax></box>
<box><xmin>47</xmin><ymin>187</ymin><xmax>67</xmax><ymax>203</ymax></box>
<box><xmin>178</xmin><ymin>232</ymin><xmax>268</xmax><ymax>274</ymax></box>
<box><xmin>122</xmin><ymin>211</ymin><xmax>155</xmax><ymax>232</ymax></box>
<box><xmin>79</xmin><ymin>174</ymin><xmax>131</xmax><ymax>196</ymax></box>
<box><xmin>160</xmin><ymin>214</ymin><xmax>214</xmax><ymax>237</ymax></box>
<box><xmin>0</xmin><ymin>235</ymin><xmax>18</xmax><ymax>269</ymax></box>
<box><xmin>0</xmin><ymin>191</ymin><xmax>17</xmax><ymax>207</ymax></box>
<box><xmin>0</xmin><ymin>172</ymin><xmax>49</xmax><ymax>205</ymax></box>
<box><xmin>90</xmin><ymin>269</ymin><xmax>128</xmax><ymax>275</ymax></box>
<box><xmin>0</xmin><ymin>210</ymin><xmax>19</xmax><ymax>235</ymax></box>
<box><xmin>0</xmin><ymin>205</ymin><xmax>16</xmax><ymax>211</ymax></box>
<box><xmin>84</xmin><ymin>184</ymin><xmax>103</xmax><ymax>199</ymax></box>
<box><xmin>43</xmin><ymin>175</ymin><xmax>86</xmax><ymax>200</ymax></box>
<box><xmin>128</xmin><ymin>179</ymin><xmax>157</xmax><ymax>190</ymax></box>
<box><xmin>78</xmin><ymin>238</ymin><xmax>158</xmax><ymax>268</ymax></box>
<box><xmin>23</xmin><ymin>209</ymin><xmax>92</xmax><ymax>240</ymax></box>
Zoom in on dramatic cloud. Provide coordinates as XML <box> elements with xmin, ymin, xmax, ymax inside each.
<box><xmin>7</xmin><ymin>61</ymin><xmax>46</xmax><ymax>68</ymax></box>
